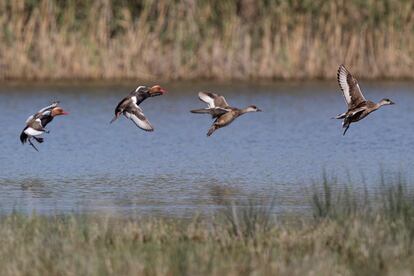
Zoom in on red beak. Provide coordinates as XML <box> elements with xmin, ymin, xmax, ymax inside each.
<box><xmin>62</xmin><ymin>111</ymin><xmax>69</xmax><ymax>115</ymax></box>
<box><xmin>160</xmin><ymin>88</ymin><xmax>167</xmax><ymax>94</ymax></box>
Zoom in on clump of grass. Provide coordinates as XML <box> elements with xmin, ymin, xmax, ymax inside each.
<box><xmin>311</xmin><ymin>173</ymin><xmax>369</xmax><ymax>220</ymax></box>
<box><xmin>219</xmin><ymin>196</ymin><xmax>276</xmax><ymax>241</ymax></box>
<box><xmin>0</xmin><ymin>0</ymin><xmax>413</xmax><ymax>81</ymax></box>
<box><xmin>209</xmin><ymin>184</ymin><xmax>276</xmax><ymax>240</ymax></box>
<box><xmin>312</xmin><ymin>172</ymin><xmax>414</xmax><ymax>223</ymax></box>
<box><xmin>308</xmin><ymin>174</ymin><xmax>414</xmax><ymax>274</ymax></box>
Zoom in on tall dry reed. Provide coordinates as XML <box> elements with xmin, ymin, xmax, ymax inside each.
<box><xmin>0</xmin><ymin>0</ymin><xmax>413</xmax><ymax>81</ymax></box>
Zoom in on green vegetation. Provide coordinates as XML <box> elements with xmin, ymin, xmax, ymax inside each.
<box><xmin>0</xmin><ymin>0</ymin><xmax>413</xmax><ymax>81</ymax></box>
<box><xmin>2</xmin><ymin>176</ymin><xmax>414</xmax><ymax>275</ymax></box>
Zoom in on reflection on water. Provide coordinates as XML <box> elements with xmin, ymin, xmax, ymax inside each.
<box><xmin>0</xmin><ymin>81</ymin><xmax>413</xmax><ymax>216</ymax></box>
<box><xmin>0</xmin><ymin>175</ymin><xmax>306</xmax><ymax>217</ymax></box>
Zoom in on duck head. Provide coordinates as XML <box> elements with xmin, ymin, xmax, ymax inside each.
<box><xmin>244</xmin><ymin>105</ymin><xmax>262</xmax><ymax>113</ymax></box>
<box><xmin>379</xmin><ymin>98</ymin><xmax>395</xmax><ymax>106</ymax></box>
<box><xmin>149</xmin><ymin>85</ymin><xmax>167</xmax><ymax>97</ymax></box>
<box><xmin>51</xmin><ymin>107</ymin><xmax>69</xmax><ymax>116</ymax></box>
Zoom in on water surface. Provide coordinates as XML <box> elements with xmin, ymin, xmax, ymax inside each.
<box><xmin>0</xmin><ymin>81</ymin><xmax>413</xmax><ymax>216</ymax></box>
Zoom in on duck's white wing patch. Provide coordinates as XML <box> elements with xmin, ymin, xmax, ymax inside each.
<box><xmin>125</xmin><ymin>112</ymin><xmax>154</xmax><ymax>131</ymax></box>
<box><xmin>24</xmin><ymin>127</ymin><xmax>44</xmax><ymax>136</ymax></box>
<box><xmin>198</xmin><ymin>92</ymin><xmax>217</xmax><ymax>108</ymax></box>
<box><xmin>124</xmin><ymin>104</ymin><xmax>154</xmax><ymax>131</ymax></box>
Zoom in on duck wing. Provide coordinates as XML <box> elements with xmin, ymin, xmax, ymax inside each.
<box><xmin>37</xmin><ymin>101</ymin><xmax>59</xmax><ymax>114</ymax></box>
<box><xmin>115</xmin><ymin>97</ymin><xmax>133</xmax><ymax>112</ymax></box>
<box><xmin>124</xmin><ymin>103</ymin><xmax>154</xmax><ymax>131</ymax></box>
<box><xmin>347</xmin><ymin>106</ymin><xmax>366</xmax><ymax>117</ymax></box>
<box><xmin>198</xmin><ymin>92</ymin><xmax>230</xmax><ymax>108</ymax></box>
<box><xmin>25</xmin><ymin>102</ymin><xmax>59</xmax><ymax>124</ymax></box>
<box><xmin>191</xmin><ymin>107</ymin><xmax>230</xmax><ymax>118</ymax></box>
<box><xmin>25</xmin><ymin>114</ymin><xmax>35</xmax><ymax>124</ymax></box>
<box><xmin>337</xmin><ymin>65</ymin><xmax>366</xmax><ymax>109</ymax></box>
<box><xmin>23</xmin><ymin>118</ymin><xmax>46</xmax><ymax>137</ymax></box>
<box><xmin>130</xmin><ymin>85</ymin><xmax>148</xmax><ymax>95</ymax></box>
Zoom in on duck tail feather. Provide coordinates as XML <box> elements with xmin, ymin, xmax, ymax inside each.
<box><xmin>20</xmin><ymin>131</ymin><xmax>28</xmax><ymax>144</ymax></box>
<box><xmin>191</xmin><ymin>108</ymin><xmax>211</xmax><ymax>114</ymax></box>
<box><xmin>333</xmin><ymin>112</ymin><xmax>347</xmax><ymax>119</ymax></box>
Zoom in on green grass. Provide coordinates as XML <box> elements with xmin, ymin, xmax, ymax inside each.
<box><xmin>2</xmin><ymin>177</ymin><xmax>414</xmax><ymax>275</ymax></box>
<box><xmin>0</xmin><ymin>0</ymin><xmax>413</xmax><ymax>80</ymax></box>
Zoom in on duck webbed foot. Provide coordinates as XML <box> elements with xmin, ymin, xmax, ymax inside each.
<box><xmin>342</xmin><ymin>125</ymin><xmax>350</xmax><ymax>136</ymax></box>
<box><xmin>33</xmin><ymin>137</ymin><xmax>44</xmax><ymax>143</ymax></box>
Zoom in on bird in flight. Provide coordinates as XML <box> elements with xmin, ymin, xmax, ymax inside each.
<box><xmin>334</xmin><ymin>65</ymin><xmax>394</xmax><ymax>135</ymax></box>
<box><xmin>191</xmin><ymin>92</ymin><xmax>262</xmax><ymax>136</ymax></box>
<box><xmin>20</xmin><ymin>101</ymin><xmax>69</xmax><ymax>151</ymax></box>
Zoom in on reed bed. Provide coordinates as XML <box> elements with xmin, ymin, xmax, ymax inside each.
<box><xmin>0</xmin><ymin>0</ymin><xmax>413</xmax><ymax>81</ymax></box>
<box><xmin>2</xmin><ymin>177</ymin><xmax>414</xmax><ymax>275</ymax></box>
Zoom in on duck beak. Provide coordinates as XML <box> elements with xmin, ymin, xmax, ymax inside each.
<box><xmin>257</xmin><ymin>108</ymin><xmax>262</xmax><ymax>112</ymax></box>
<box><xmin>62</xmin><ymin>111</ymin><xmax>69</xmax><ymax>115</ymax></box>
<box><xmin>390</xmin><ymin>101</ymin><xmax>395</xmax><ymax>105</ymax></box>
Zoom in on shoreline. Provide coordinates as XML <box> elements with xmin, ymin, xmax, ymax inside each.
<box><xmin>1</xmin><ymin>180</ymin><xmax>413</xmax><ymax>275</ymax></box>
<box><xmin>0</xmin><ymin>78</ymin><xmax>413</xmax><ymax>87</ymax></box>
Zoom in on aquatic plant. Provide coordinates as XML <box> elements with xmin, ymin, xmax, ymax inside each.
<box><xmin>2</xmin><ymin>175</ymin><xmax>414</xmax><ymax>275</ymax></box>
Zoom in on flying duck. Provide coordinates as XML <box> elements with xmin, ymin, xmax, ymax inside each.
<box><xmin>20</xmin><ymin>101</ymin><xmax>68</xmax><ymax>151</ymax></box>
<box><xmin>191</xmin><ymin>92</ymin><xmax>262</xmax><ymax>136</ymax></box>
<box><xmin>334</xmin><ymin>64</ymin><xmax>394</xmax><ymax>135</ymax></box>
<box><xmin>110</xmin><ymin>85</ymin><xmax>167</xmax><ymax>131</ymax></box>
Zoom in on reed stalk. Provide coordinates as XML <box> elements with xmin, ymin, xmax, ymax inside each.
<box><xmin>0</xmin><ymin>0</ymin><xmax>412</xmax><ymax>81</ymax></box>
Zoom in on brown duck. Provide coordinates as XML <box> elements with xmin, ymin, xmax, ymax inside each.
<box><xmin>334</xmin><ymin>65</ymin><xmax>394</xmax><ymax>135</ymax></box>
<box><xmin>191</xmin><ymin>92</ymin><xmax>262</xmax><ymax>136</ymax></box>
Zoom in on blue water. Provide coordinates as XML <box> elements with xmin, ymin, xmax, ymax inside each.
<box><xmin>0</xmin><ymin>81</ymin><xmax>413</xmax><ymax>216</ymax></box>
